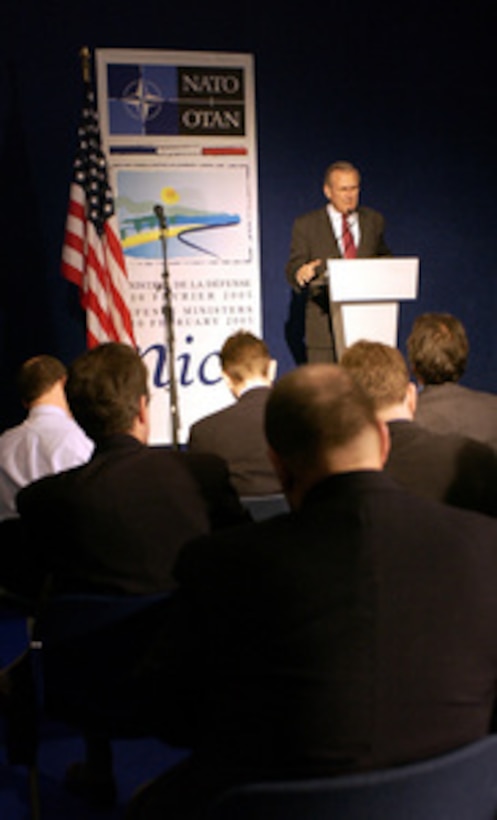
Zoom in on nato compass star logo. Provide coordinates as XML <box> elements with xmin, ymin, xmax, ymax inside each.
<box><xmin>121</xmin><ymin>77</ymin><xmax>165</xmax><ymax>125</ymax></box>
<box><xmin>107</xmin><ymin>64</ymin><xmax>178</xmax><ymax>135</ymax></box>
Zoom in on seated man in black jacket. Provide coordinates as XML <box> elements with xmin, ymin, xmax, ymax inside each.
<box><xmin>11</xmin><ymin>342</ymin><xmax>248</xmax><ymax>808</ymax></box>
<box><xmin>188</xmin><ymin>331</ymin><xmax>280</xmax><ymax>497</ymax></box>
<box><xmin>127</xmin><ymin>363</ymin><xmax>497</xmax><ymax>819</ymax></box>
<box><xmin>17</xmin><ymin>341</ymin><xmax>247</xmax><ymax>597</ymax></box>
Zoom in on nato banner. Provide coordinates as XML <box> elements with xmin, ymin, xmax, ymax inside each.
<box><xmin>96</xmin><ymin>48</ymin><xmax>261</xmax><ymax>445</ymax></box>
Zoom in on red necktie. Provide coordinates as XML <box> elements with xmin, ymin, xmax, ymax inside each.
<box><xmin>342</xmin><ymin>214</ymin><xmax>357</xmax><ymax>258</ymax></box>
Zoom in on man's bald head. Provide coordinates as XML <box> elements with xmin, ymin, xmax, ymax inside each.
<box><xmin>264</xmin><ymin>365</ymin><xmax>387</xmax><ymax>505</ymax></box>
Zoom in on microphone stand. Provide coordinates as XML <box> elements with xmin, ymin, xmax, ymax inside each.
<box><xmin>154</xmin><ymin>204</ymin><xmax>180</xmax><ymax>449</ymax></box>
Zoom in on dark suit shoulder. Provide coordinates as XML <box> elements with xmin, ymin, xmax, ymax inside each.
<box><xmin>291</xmin><ymin>206</ymin><xmax>329</xmax><ymax>226</ymax></box>
<box><xmin>386</xmin><ymin>420</ymin><xmax>497</xmax><ymax>515</ymax></box>
<box><xmin>181</xmin><ymin>450</ymin><xmax>250</xmax><ymax>529</ymax></box>
<box><xmin>415</xmin><ymin>383</ymin><xmax>497</xmax><ymax>450</ymax></box>
<box><xmin>174</xmin><ymin>506</ymin><xmax>294</xmax><ymax>585</ymax></box>
<box><xmin>175</xmin><ymin>470</ymin><xmax>497</xmax><ymax>601</ymax></box>
<box><xmin>189</xmin><ymin>401</ymin><xmax>237</xmax><ymax>444</ymax></box>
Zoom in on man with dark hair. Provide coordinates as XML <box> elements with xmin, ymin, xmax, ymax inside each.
<box><xmin>341</xmin><ymin>339</ymin><xmax>497</xmax><ymax>514</ymax></box>
<box><xmin>285</xmin><ymin>161</ymin><xmax>391</xmax><ymax>363</ymax></box>
<box><xmin>14</xmin><ymin>342</ymin><xmax>248</xmax><ymax>807</ymax></box>
<box><xmin>407</xmin><ymin>312</ymin><xmax>497</xmax><ymax>450</ymax></box>
<box><xmin>64</xmin><ymin>341</ymin><xmax>152</xmax><ymax>442</ymax></box>
<box><xmin>17</xmin><ymin>354</ymin><xmax>67</xmax><ymax>404</ymax></box>
<box><xmin>188</xmin><ymin>330</ymin><xmax>280</xmax><ymax>496</ymax></box>
<box><xmin>0</xmin><ymin>354</ymin><xmax>93</xmax><ymax>522</ymax></box>
<box><xmin>127</xmin><ymin>363</ymin><xmax>497</xmax><ymax>820</ymax></box>
<box><xmin>407</xmin><ymin>312</ymin><xmax>469</xmax><ymax>384</ymax></box>
<box><xmin>17</xmin><ymin>342</ymin><xmax>246</xmax><ymax>597</ymax></box>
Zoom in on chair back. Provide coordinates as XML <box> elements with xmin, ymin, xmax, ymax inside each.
<box><xmin>206</xmin><ymin>736</ymin><xmax>497</xmax><ymax>819</ymax></box>
<box><xmin>31</xmin><ymin>591</ymin><xmax>171</xmax><ymax>734</ymax></box>
<box><xmin>32</xmin><ymin>591</ymin><xmax>170</xmax><ymax>645</ymax></box>
<box><xmin>241</xmin><ymin>494</ymin><xmax>289</xmax><ymax>521</ymax></box>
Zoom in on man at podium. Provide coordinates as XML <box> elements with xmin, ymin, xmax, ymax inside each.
<box><xmin>286</xmin><ymin>160</ymin><xmax>391</xmax><ymax>363</ymax></box>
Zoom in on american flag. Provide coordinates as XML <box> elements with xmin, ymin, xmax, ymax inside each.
<box><xmin>61</xmin><ymin>80</ymin><xmax>136</xmax><ymax>348</ymax></box>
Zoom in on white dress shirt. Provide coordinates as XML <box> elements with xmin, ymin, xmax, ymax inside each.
<box><xmin>0</xmin><ymin>404</ymin><xmax>94</xmax><ymax>521</ymax></box>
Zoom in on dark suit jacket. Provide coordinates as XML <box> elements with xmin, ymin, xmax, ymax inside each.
<box><xmin>143</xmin><ymin>470</ymin><xmax>497</xmax><ymax>817</ymax></box>
<box><xmin>16</xmin><ymin>433</ymin><xmax>247</xmax><ymax>596</ymax></box>
<box><xmin>386</xmin><ymin>419</ymin><xmax>497</xmax><ymax>515</ymax></box>
<box><xmin>415</xmin><ymin>383</ymin><xmax>497</xmax><ymax>452</ymax></box>
<box><xmin>188</xmin><ymin>386</ymin><xmax>280</xmax><ymax>497</ymax></box>
<box><xmin>286</xmin><ymin>205</ymin><xmax>391</xmax><ymax>358</ymax></box>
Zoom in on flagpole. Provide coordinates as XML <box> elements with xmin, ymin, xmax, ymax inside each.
<box><xmin>154</xmin><ymin>205</ymin><xmax>180</xmax><ymax>450</ymax></box>
<box><xmin>79</xmin><ymin>45</ymin><xmax>91</xmax><ymax>84</ymax></box>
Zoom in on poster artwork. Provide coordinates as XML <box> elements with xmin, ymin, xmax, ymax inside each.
<box><xmin>96</xmin><ymin>49</ymin><xmax>261</xmax><ymax>444</ymax></box>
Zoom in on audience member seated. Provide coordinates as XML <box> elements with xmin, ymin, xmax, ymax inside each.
<box><xmin>126</xmin><ymin>364</ymin><xmax>497</xmax><ymax>820</ymax></box>
<box><xmin>0</xmin><ymin>355</ymin><xmax>94</xmax><ymax>603</ymax></box>
<box><xmin>16</xmin><ymin>342</ymin><xmax>247</xmax><ymax>599</ymax></box>
<box><xmin>12</xmin><ymin>342</ymin><xmax>249</xmax><ymax>807</ymax></box>
<box><xmin>0</xmin><ymin>354</ymin><xmax>93</xmax><ymax>522</ymax></box>
<box><xmin>188</xmin><ymin>330</ymin><xmax>281</xmax><ymax>496</ymax></box>
<box><xmin>407</xmin><ymin>312</ymin><xmax>497</xmax><ymax>450</ymax></box>
<box><xmin>341</xmin><ymin>339</ymin><xmax>497</xmax><ymax>515</ymax></box>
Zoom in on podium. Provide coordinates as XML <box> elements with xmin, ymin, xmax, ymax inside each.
<box><xmin>327</xmin><ymin>257</ymin><xmax>419</xmax><ymax>360</ymax></box>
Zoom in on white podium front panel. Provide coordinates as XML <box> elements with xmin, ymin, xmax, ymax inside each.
<box><xmin>339</xmin><ymin>303</ymin><xmax>399</xmax><ymax>348</ymax></box>
<box><xmin>327</xmin><ymin>257</ymin><xmax>419</xmax><ymax>359</ymax></box>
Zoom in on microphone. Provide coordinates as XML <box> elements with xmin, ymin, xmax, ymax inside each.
<box><xmin>153</xmin><ymin>204</ymin><xmax>167</xmax><ymax>230</ymax></box>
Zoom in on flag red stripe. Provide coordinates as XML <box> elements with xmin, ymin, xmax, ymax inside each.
<box><xmin>61</xmin><ymin>85</ymin><xmax>136</xmax><ymax>349</ymax></box>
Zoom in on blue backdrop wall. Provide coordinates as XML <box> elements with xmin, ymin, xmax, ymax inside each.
<box><xmin>1</xmin><ymin>0</ymin><xmax>495</xmax><ymax>431</ymax></box>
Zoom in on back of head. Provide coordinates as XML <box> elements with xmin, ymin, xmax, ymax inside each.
<box><xmin>341</xmin><ymin>340</ymin><xmax>409</xmax><ymax>411</ymax></box>
<box><xmin>17</xmin><ymin>355</ymin><xmax>67</xmax><ymax>406</ymax></box>
<box><xmin>407</xmin><ymin>313</ymin><xmax>468</xmax><ymax>385</ymax></box>
<box><xmin>220</xmin><ymin>330</ymin><xmax>271</xmax><ymax>385</ymax></box>
<box><xmin>265</xmin><ymin>364</ymin><xmax>378</xmax><ymax>474</ymax></box>
<box><xmin>66</xmin><ymin>343</ymin><xmax>149</xmax><ymax>441</ymax></box>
